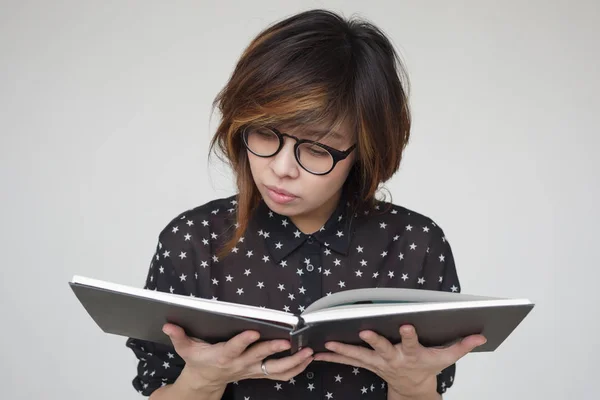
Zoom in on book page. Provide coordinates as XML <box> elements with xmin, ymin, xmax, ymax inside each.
<box><xmin>302</xmin><ymin>287</ymin><xmax>502</xmax><ymax>314</ymax></box>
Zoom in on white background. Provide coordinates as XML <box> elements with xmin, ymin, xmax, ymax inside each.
<box><xmin>1</xmin><ymin>1</ymin><xmax>598</xmax><ymax>399</ymax></box>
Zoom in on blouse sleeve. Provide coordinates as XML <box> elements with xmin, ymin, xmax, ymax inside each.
<box><xmin>124</xmin><ymin>217</ymin><xmax>210</xmax><ymax>396</ymax></box>
<box><xmin>421</xmin><ymin>223</ymin><xmax>461</xmax><ymax>395</ymax></box>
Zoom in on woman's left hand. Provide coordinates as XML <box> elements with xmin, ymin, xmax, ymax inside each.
<box><xmin>313</xmin><ymin>325</ymin><xmax>486</xmax><ymax>397</ymax></box>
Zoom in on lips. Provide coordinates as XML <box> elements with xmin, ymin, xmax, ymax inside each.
<box><xmin>265</xmin><ymin>185</ymin><xmax>298</xmax><ymax>198</ymax></box>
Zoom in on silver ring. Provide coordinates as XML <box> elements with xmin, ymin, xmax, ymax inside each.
<box><xmin>260</xmin><ymin>360</ymin><xmax>269</xmax><ymax>376</ymax></box>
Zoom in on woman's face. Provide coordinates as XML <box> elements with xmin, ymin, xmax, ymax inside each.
<box><xmin>247</xmin><ymin>121</ymin><xmax>356</xmax><ymax>233</ymax></box>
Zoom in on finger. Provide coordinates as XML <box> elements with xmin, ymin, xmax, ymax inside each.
<box><xmin>260</xmin><ymin>347</ymin><xmax>314</xmax><ymax>375</ymax></box>
<box><xmin>399</xmin><ymin>325</ymin><xmax>421</xmax><ymax>355</ymax></box>
<box><xmin>162</xmin><ymin>323</ymin><xmax>195</xmax><ymax>353</ymax></box>
<box><xmin>243</xmin><ymin>339</ymin><xmax>291</xmax><ymax>362</ymax></box>
<box><xmin>439</xmin><ymin>334</ymin><xmax>487</xmax><ymax>365</ymax></box>
<box><xmin>324</xmin><ymin>341</ymin><xmax>375</xmax><ymax>362</ymax></box>
<box><xmin>220</xmin><ymin>330</ymin><xmax>261</xmax><ymax>360</ymax></box>
<box><xmin>359</xmin><ymin>330</ymin><xmax>397</xmax><ymax>362</ymax></box>
<box><xmin>313</xmin><ymin>352</ymin><xmax>365</xmax><ymax>370</ymax></box>
<box><xmin>275</xmin><ymin>353</ymin><xmax>314</xmax><ymax>380</ymax></box>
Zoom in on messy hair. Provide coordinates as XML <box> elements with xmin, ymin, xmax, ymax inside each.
<box><xmin>209</xmin><ymin>9</ymin><xmax>411</xmax><ymax>255</ymax></box>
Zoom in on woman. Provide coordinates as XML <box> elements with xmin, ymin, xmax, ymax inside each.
<box><xmin>126</xmin><ymin>9</ymin><xmax>486</xmax><ymax>400</ymax></box>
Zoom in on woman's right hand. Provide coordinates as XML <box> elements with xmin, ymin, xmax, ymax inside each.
<box><xmin>162</xmin><ymin>322</ymin><xmax>314</xmax><ymax>389</ymax></box>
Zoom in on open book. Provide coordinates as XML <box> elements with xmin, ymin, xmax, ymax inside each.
<box><xmin>69</xmin><ymin>275</ymin><xmax>534</xmax><ymax>355</ymax></box>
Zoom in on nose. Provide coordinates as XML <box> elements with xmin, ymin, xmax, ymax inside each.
<box><xmin>269</xmin><ymin>138</ymin><xmax>300</xmax><ymax>179</ymax></box>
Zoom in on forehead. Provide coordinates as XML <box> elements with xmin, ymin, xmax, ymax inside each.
<box><xmin>280</xmin><ymin>121</ymin><xmax>352</xmax><ymax>143</ymax></box>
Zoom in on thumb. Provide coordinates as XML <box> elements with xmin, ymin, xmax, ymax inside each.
<box><xmin>162</xmin><ymin>323</ymin><xmax>193</xmax><ymax>351</ymax></box>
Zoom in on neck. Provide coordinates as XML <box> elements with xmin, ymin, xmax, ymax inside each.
<box><xmin>291</xmin><ymin>189</ymin><xmax>342</xmax><ymax>234</ymax></box>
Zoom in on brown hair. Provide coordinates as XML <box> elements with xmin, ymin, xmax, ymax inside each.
<box><xmin>209</xmin><ymin>9</ymin><xmax>411</xmax><ymax>256</ymax></box>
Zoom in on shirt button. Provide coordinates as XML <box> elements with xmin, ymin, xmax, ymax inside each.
<box><xmin>306</xmin><ymin>371</ymin><xmax>314</xmax><ymax>379</ymax></box>
<box><xmin>307</xmin><ymin>235</ymin><xmax>314</xmax><ymax>244</ymax></box>
<box><xmin>306</xmin><ymin>264</ymin><xmax>314</xmax><ymax>272</ymax></box>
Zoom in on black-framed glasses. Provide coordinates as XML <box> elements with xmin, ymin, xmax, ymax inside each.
<box><xmin>242</xmin><ymin>125</ymin><xmax>356</xmax><ymax>175</ymax></box>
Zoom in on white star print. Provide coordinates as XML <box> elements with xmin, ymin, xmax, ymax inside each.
<box><xmin>132</xmin><ymin>196</ymin><xmax>462</xmax><ymax>397</ymax></box>
<box><xmin>307</xmin><ymin>383</ymin><xmax>315</xmax><ymax>391</ymax></box>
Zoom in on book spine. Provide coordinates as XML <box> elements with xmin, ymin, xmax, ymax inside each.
<box><xmin>290</xmin><ymin>319</ymin><xmax>309</xmax><ymax>354</ymax></box>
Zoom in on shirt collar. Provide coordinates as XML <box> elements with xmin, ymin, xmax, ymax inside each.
<box><xmin>251</xmin><ymin>193</ymin><xmax>355</xmax><ymax>262</ymax></box>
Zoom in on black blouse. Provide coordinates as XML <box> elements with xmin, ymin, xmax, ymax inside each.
<box><xmin>126</xmin><ymin>194</ymin><xmax>462</xmax><ymax>399</ymax></box>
